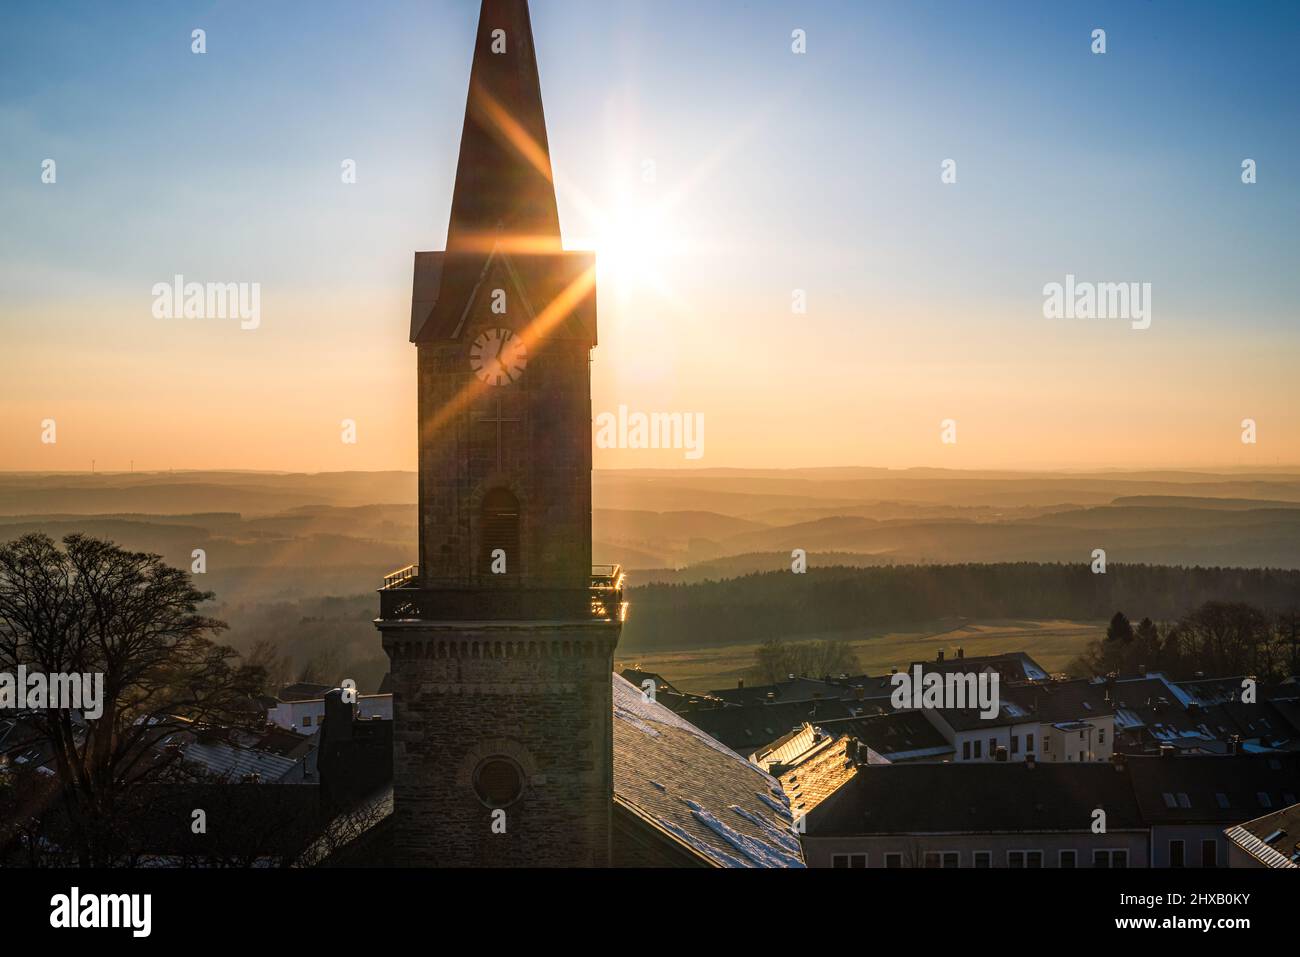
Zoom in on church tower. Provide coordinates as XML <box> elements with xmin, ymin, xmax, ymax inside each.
<box><xmin>376</xmin><ymin>0</ymin><xmax>624</xmax><ymax>867</ymax></box>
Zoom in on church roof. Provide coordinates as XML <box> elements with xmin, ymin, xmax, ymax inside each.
<box><xmin>612</xmin><ymin>674</ymin><xmax>806</xmax><ymax>868</ymax></box>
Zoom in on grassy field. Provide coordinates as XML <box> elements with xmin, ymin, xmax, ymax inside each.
<box><xmin>614</xmin><ymin>618</ymin><xmax>1105</xmax><ymax>692</ymax></box>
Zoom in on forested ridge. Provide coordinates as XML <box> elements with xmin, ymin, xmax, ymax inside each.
<box><xmin>620</xmin><ymin>563</ymin><xmax>1300</xmax><ymax>651</ymax></box>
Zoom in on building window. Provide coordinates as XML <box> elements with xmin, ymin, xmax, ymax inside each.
<box><xmin>1215</xmin><ymin>792</ymin><xmax>1230</xmax><ymax>809</ymax></box>
<box><xmin>302</xmin><ymin>715</ymin><xmax>312</xmax><ymax>727</ymax></box>
<box><xmin>1094</xmin><ymin>849</ymin><xmax>1129</xmax><ymax>869</ymax></box>
<box><xmin>963</xmin><ymin>741</ymin><xmax>971</xmax><ymax>761</ymax></box>
<box><xmin>943</xmin><ymin>852</ymin><xmax>959</xmax><ymax>868</ymax></box>
<box><xmin>1257</xmin><ymin>792</ymin><xmax>1273</xmax><ymax>808</ymax></box>
<box><xmin>884</xmin><ymin>853</ymin><xmax>902</xmax><ymax>869</ymax></box>
<box><xmin>480</xmin><ymin>487</ymin><xmax>521</xmax><ymax>575</ymax></box>
<box><xmin>1059</xmin><ymin>850</ymin><xmax>1077</xmax><ymax>868</ymax></box>
<box><xmin>1170</xmin><ymin>840</ymin><xmax>1185</xmax><ymax>868</ymax></box>
<box><xmin>924</xmin><ymin>852</ymin><xmax>941</xmax><ymax>868</ymax></box>
<box><xmin>973</xmin><ymin>740</ymin><xmax>982</xmax><ymax>759</ymax></box>
<box><xmin>989</xmin><ymin>737</ymin><xmax>996</xmax><ymax>754</ymax></box>
<box><xmin>1079</xmin><ymin>730</ymin><xmax>1086</xmax><ymax>740</ymax></box>
<box><xmin>973</xmin><ymin>851</ymin><xmax>991</xmax><ymax>868</ymax></box>
<box><xmin>850</xmin><ymin>853</ymin><xmax>866</xmax><ymax>868</ymax></box>
<box><xmin>1098</xmin><ymin>728</ymin><xmax>1105</xmax><ymax>744</ymax></box>
<box><xmin>1026</xmin><ymin>734</ymin><xmax>1035</xmax><ymax>752</ymax></box>
<box><xmin>1008</xmin><ymin>850</ymin><xmax>1042</xmax><ymax>868</ymax></box>
<box><xmin>1044</xmin><ymin>736</ymin><xmax>1051</xmax><ymax>752</ymax></box>
<box><xmin>1079</xmin><ymin>751</ymin><xmax>1085</xmax><ymax>762</ymax></box>
<box><xmin>1201</xmin><ymin>840</ymin><xmax>1217</xmax><ymax>868</ymax></box>
<box><xmin>832</xmin><ymin>854</ymin><xmax>849</xmax><ymax>868</ymax></box>
<box><xmin>1011</xmin><ymin>735</ymin><xmax>1020</xmax><ymax>754</ymax></box>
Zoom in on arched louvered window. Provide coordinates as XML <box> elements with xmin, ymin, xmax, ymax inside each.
<box><xmin>481</xmin><ymin>488</ymin><xmax>520</xmax><ymax>576</ymax></box>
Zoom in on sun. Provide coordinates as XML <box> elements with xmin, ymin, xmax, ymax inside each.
<box><xmin>572</xmin><ymin>193</ymin><xmax>677</xmax><ymax>304</ymax></box>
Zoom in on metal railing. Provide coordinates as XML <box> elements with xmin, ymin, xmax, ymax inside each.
<box><xmin>378</xmin><ymin>563</ymin><xmax>627</xmax><ymax>624</ymax></box>
<box><xmin>382</xmin><ymin>564</ymin><xmax>419</xmax><ymax>589</ymax></box>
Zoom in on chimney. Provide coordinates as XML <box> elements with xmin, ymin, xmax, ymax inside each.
<box><xmin>323</xmin><ymin>688</ymin><xmax>355</xmax><ymax>743</ymax></box>
<box><xmin>937</xmin><ymin>649</ymin><xmax>945</xmax><ymax>663</ymax></box>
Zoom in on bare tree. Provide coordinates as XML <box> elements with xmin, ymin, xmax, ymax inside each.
<box><xmin>0</xmin><ymin>533</ymin><xmax>263</xmax><ymax>865</ymax></box>
<box><xmin>754</xmin><ymin>639</ymin><xmax>860</xmax><ymax>684</ymax></box>
<box><xmin>241</xmin><ymin>638</ymin><xmax>293</xmax><ymax>696</ymax></box>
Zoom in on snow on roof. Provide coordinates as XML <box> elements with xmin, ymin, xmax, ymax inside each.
<box><xmin>613</xmin><ymin>674</ymin><xmax>804</xmax><ymax>868</ymax></box>
<box><xmin>182</xmin><ymin>739</ymin><xmax>299</xmax><ymax>782</ymax></box>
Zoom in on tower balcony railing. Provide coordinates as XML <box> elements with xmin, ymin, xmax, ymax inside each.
<box><xmin>378</xmin><ymin>564</ymin><xmax>627</xmax><ymax>624</ymax></box>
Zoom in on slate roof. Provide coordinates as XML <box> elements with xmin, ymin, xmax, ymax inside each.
<box><xmin>827</xmin><ymin>711</ymin><xmax>954</xmax><ymax>762</ymax></box>
<box><xmin>907</xmin><ymin>652</ymin><xmax>1050</xmax><ymax>684</ymax></box>
<box><xmin>708</xmin><ymin>676</ymin><xmax>866</xmax><ymax>707</ymax></box>
<box><xmin>753</xmin><ymin>724</ymin><xmax>887</xmax><ymax>819</ymax></box>
<box><xmin>612</xmin><ymin>674</ymin><xmax>804</xmax><ymax>867</ymax></box>
<box><xmin>277</xmin><ymin>682</ymin><xmax>335</xmax><ymax>703</ymax></box>
<box><xmin>680</xmin><ymin>698</ymin><xmax>859</xmax><ymax>754</ymax></box>
<box><xmin>617</xmin><ymin>668</ymin><xmax>719</xmax><ymax>714</ymax></box>
<box><xmin>1109</xmin><ymin>673</ymin><xmax>1300</xmax><ymax>755</ymax></box>
<box><xmin>805</xmin><ymin>761</ymin><xmax>1145</xmax><ymax>836</ymax></box>
<box><xmin>1014</xmin><ymin>678</ymin><xmax>1114</xmax><ymax>724</ymax></box>
<box><xmin>1125</xmin><ymin>753</ymin><xmax>1300</xmax><ymax>824</ymax></box>
<box><xmin>1225</xmin><ymin>801</ymin><xmax>1300</xmax><ymax>867</ymax></box>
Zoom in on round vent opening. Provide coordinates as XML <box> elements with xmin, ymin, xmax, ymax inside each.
<box><xmin>473</xmin><ymin>756</ymin><xmax>525</xmax><ymax>809</ymax></box>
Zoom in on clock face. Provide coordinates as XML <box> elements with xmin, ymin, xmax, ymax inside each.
<box><xmin>469</xmin><ymin>328</ymin><xmax>528</xmax><ymax>386</ymax></box>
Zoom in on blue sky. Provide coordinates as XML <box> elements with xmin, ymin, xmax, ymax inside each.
<box><xmin>2</xmin><ymin>0</ymin><xmax>1297</xmax><ymax>470</ymax></box>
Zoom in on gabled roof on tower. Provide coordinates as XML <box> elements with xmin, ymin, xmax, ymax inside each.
<box><xmin>410</xmin><ymin>246</ymin><xmax>595</xmax><ymax>343</ymax></box>
<box><xmin>446</xmin><ymin>0</ymin><xmax>562</xmax><ymax>255</ymax></box>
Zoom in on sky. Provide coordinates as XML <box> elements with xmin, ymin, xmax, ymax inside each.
<box><xmin>2</xmin><ymin>0</ymin><xmax>1297</xmax><ymax>472</ymax></box>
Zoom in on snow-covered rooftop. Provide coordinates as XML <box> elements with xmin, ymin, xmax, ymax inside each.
<box><xmin>613</xmin><ymin>674</ymin><xmax>805</xmax><ymax>868</ymax></box>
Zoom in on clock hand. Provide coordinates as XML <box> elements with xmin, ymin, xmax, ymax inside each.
<box><xmin>495</xmin><ymin>331</ymin><xmax>510</xmax><ymax>373</ymax></box>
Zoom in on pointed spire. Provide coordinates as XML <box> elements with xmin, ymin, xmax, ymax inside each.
<box><xmin>446</xmin><ymin>0</ymin><xmax>562</xmax><ymax>255</ymax></box>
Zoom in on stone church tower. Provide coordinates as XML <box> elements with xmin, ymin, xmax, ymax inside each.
<box><xmin>376</xmin><ymin>0</ymin><xmax>625</xmax><ymax>867</ymax></box>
